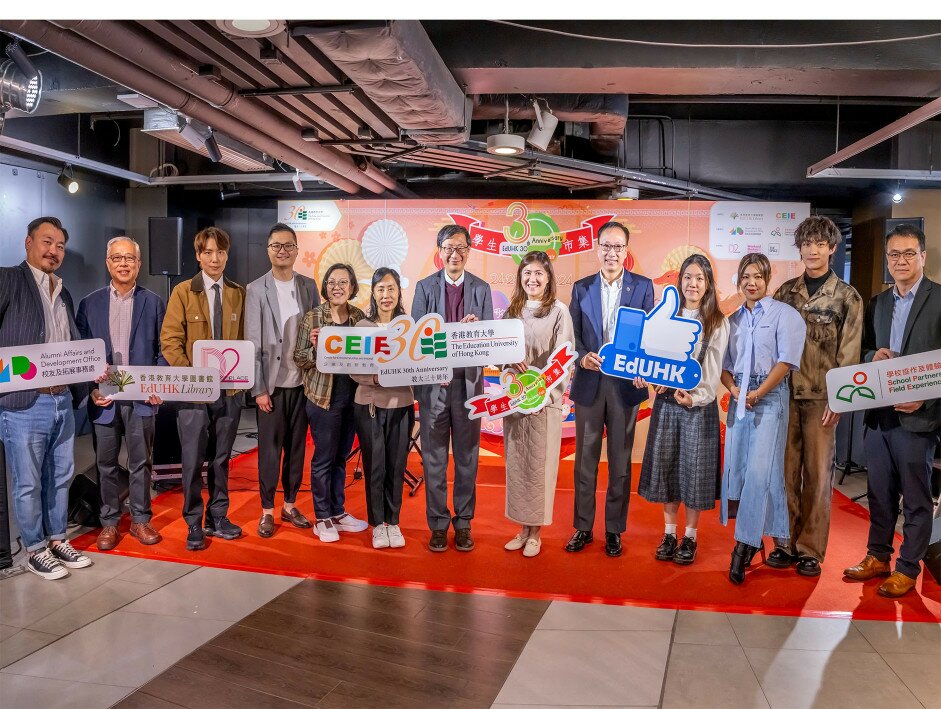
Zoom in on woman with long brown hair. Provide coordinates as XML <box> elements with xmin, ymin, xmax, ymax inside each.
<box><xmin>502</xmin><ymin>251</ymin><xmax>575</xmax><ymax>557</ymax></box>
<box><xmin>635</xmin><ymin>254</ymin><xmax>730</xmax><ymax>565</ymax></box>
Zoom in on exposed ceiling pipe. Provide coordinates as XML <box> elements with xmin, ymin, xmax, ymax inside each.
<box><xmin>0</xmin><ymin>21</ymin><xmax>368</xmax><ymax>194</ymax></box>
<box><xmin>48</xmin><ymin>19</ymin><xmax>395</xmax><ymax>195</ymax></box>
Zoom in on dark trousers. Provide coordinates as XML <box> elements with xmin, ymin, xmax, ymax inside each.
<box><xmin>94</xmin><ymin>404</ymin><xmax>155</xmax><ymax>526</ymax></box>
<box><xmin>573</xmin><ymin>386</ymin><xmax>640</xmax><ymax>534</ymax></box>
<box><xmin>177</xmin><ymin>395</ymin><xmax>242</xmax><ymax>527</ymax></box>
<box><xmin>307</xmin><ymin>400</ymin><xmax>355</xmax><ymax>520</ymax></box>
<box><xmin>257</xmin><ymin>386</ymin><xmax>307</xmax><ymax>509</ymax></box>
<box><xmin>863</xmin><ymin>416</ymin><xmax>940</xmax><ymax>579</ymax></box>
<box><xmin>355</xmin><ymin>403</ymin><xmax>414</xmax><ymax>526</ymax></box>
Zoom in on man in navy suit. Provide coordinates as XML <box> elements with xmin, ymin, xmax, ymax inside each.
<box><xmin>567</xmin><ymin>221</ymin><xmax>654</xmax><ymax>557</ymax></box>
<box><xmin>76</xmin><ymin>236</ymin><xmax>167</xmax><ymax>552</ymax></box>
<box><xmin>412</xmin><ymin>224</ymin><xmax>494</xmax><ymax>553</ymax></box>
<box><xmin>0</xmin><ymin>217</ymin><xmax>92</xmax><ymax>580</ymax></box>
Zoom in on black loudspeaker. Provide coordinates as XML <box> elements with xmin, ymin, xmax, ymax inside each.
<box><xmin>149</xmin><ymin>217</ymin><xmax>183</xmax><ymax>276</ymax></box>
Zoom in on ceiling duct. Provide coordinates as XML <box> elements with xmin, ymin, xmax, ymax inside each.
<box><xmin>142</xmin><ymin>108</ymin><xmax>274</xmax><ymax>172</ymax></box>
<box><xmin>475</xmin><ymin>94</ymin><xmax>629</xmax><ymax>154</ymax></box>
<box><xmin>298</xmin><ymin>21</ymin><xmax>470</xmax><ymax>146</ymax></box>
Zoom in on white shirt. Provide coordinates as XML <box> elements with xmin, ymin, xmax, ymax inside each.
<box><xmin>28</xmin><ymin>262</ymin><xmax>71</xmax><ymax>343</ymax></box>
<box><xmin>202</xmin><ymin>271</ymin><xmax>223</xmax><ymax>335</ymax></box>
<box><xmin>599</xmin><ymin>270</ymin><xmax>623</xmax><ymax>345</ymax></box>
<box><xmin>682</xmin><ymin>308</ymin><xmax>730</xmax><ymax>408</ymax></box>
<box><xmin>273</xmin><ymin>276</ymin><xmax>302</xmax><ymax>388</ymax></box>
<box><xmin>273</xmin><ymin>276</ymin><xmax>300</xmax><ymax>331</ymax></box>
<box><xmin>444</xmin><ymin>271</ymin><xmax>465</xmax><ymax>288</ymax></box>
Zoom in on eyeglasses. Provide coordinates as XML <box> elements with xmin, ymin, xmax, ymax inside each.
<box><xmin>107</xmin><ymin>255</ymin><xmax>139</xmax><ymax>264</ymax></box>
<box><xmin>886</xmin><ymin>250</ymin><xmax>920</xmax><ymax>263</ymax></box>
<box><xmin>440</xmin><ymin>246</ymin><xmax>469</xmax><ymax>256</ymax></box>
<box><xmin>268</xmin><ymin>242</ymin><xmax>297</xmax><ymax>253</ymax></box>
<box><xmin>326</xmin><ymin>280</ymin><xmax>351</xmax><ymax>289</ymax></box>
<box><xmin>598</xmin><ymin>243</ymin><xmax>626</xmax><ymax>254</ymax></box>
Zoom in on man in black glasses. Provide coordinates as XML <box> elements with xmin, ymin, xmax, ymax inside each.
<box><xmin>412</xmin><ymin>223</ymin><xmax>493</xmax><ymax>552</ymax></box>
<box><xmin>567</xmin><ymin>221</ymin><xmax>653</xmax><ymax>558</ymax></box>
<box><xmin>245</xmin><ymin>223</ymin><xmax>320</xmax><ymax>538</ymax></box>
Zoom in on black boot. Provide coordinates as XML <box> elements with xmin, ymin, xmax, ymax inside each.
<box><xmin>729</xmin><ymin>541</ymin><xmax>754</xmax><ymax>585</ymax></box>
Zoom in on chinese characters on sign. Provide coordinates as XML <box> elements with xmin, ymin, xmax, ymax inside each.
<box><xmin>98</xmin><ymin>366</ymin><xmax>220</xmax><ymax>402</ymax></box>
<box><xmin>0</xmin><ymin>339</ymin><xmax>106</xmax><ymax>393</ymax></box>
<box><xmin>826</xmin><ymin>349</ymin><xmax>941</xmax><ymax>413</ymax></box>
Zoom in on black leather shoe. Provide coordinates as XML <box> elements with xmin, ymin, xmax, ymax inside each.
<box><xmin>280</xmin><ymin>507</ymin><xmax>312</xmax><ymax>529</ymax></box>
<box><xmin>205</xmin><ymin>517</ymin><xmax>242</xmax><ymax>540</ymax></box>
<box><xmin>604</xmin><ymin>532</ymin><xmax>622</xmax><ymax>557</ymax></box>
<box><xmin>186</xmin><ymin>524</ymin><xmax>206</xmax><ymax>551</ymax></box>
<box><xmin>428</xmin><ymin>529</ymin><xmax>448</xmax><ymax>552</ymax></box>
<box><xmin>766</xmin><ymin>547</ymin><xmax>797</xmax><ymax>569</ymax></box>
<box><xmin>454</xmin><ymin>528</ymin><xmax>475</xmax><ymax>552</ymax></box>
<box><xmin>655</xmin><ymin>534</ymin><xmax>678</xmax><ymax>561</ymax></box>
<box><xmin>257</xmin><ymin>514</ymin><xmax>275</xmax><ymax>538</ymax></box>
<box><xmin>564</xmin><ymin>530</ymin><xmax>593</xmax><ymax>552</ymax></box>
<box><xmin>729</xmin><ymin>541</ymin><xmax>754</xmax><ymax>584</ymax></box>
<box><xmin>796</xmin><ymin>556</ymin><xmax>822</xmax><ymax>577</ymax></box>
<box><xmin>673</xmin><ymin>536</ymin><xmax>697</xmax><ymax>566</ymax></box>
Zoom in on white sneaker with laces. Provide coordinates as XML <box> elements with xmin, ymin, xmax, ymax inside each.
<box><xmin>26</xmin><ymin>548</ymin><xmax>69</xmax><ymax>580</ymax></box>
<box><xmin>387</xmin><ymin>525</ymin><xmax>406</xmax><ymax>548</ymax></box>
<box><xmin>332</xmin><ymin>513</ymin><xmax>368</xmax><ymax>533</ymax></box>
<box><xmin>314</xmin><ymin>519</ymin><xmax>340</xmax><ymax>542</ymax></box>
<box><xmin>50</xmin><ymin>540</ymin><xmax>92</xmax><ymax>568</ymax></box>
<box><xmin>372</xmin><ymin>525</ymin><xmax>390</xmax><ymax>549</ymax></box>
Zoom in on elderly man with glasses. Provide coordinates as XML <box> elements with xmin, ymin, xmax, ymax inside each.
<box><xmin>844</xmin><ymin>223</ymin><xmax>941</xmax><ymax>597</ymax></box>
<box><xmin>245</xmin><ymin>223</ymin><xmax>320</xmax><ymax>537</ymax></box>
<box><xmin>77</xmin><ymin>236</ymin><xmax>167</xmax><ymax>551</ymax></box>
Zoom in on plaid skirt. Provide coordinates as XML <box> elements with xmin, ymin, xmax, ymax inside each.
<box><xmin>638</xmin><ymin>390</ymin><xmax>722</xmax><ymax>510</ymax></box>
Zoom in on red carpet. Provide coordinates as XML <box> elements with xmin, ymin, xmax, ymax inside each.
<box><xmin>73</xmin><ymin>447</ymin><xmax>941</xmax><ymax>623</ymax></box>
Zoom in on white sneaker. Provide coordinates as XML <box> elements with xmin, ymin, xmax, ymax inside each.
<box><xmin>523</xmin><ymin>537</ymin><xmax>542</xmax><ymax>558</ymax></box>
<box><xmin>387</xmin><ymin>525</ymin><xmax>406</xmax><ymax>548</ymax></box>
<box><xmin>372</xmin><ymin>525</ymin><xmax>390</xmax><ymax>549</ymax></box>
<box><xmin>314</xmin><ymin>519</ymin><xmax>340</xmax><ymax>543</ymax></box>
<box><xmin>504</xmin><ymin>532</ymin><xmax>527</xmax><ymax>551</ymax></box>
<box><xmin>26</xmin><ymin>548</ymin><xmax>69</xmax><ymax>580</ymax></box>
<box><xmin>332</xmin><ymin>513</ymin><xmax>368</xmax><ymax>533</ymax></box>
<box><xmin>49</xmin><ymin>540</ymin><xmax>92</xmax><ymax>568</ymax></box>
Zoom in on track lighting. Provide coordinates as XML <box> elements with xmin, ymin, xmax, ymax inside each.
<box><xmin>57</xmin><ymin>165</ymin><xmax>79</xmax><ymax>194</ymax></box>
<box><xmin>526</xmin><ymin>98</ymin><xmax>559</xmax><ymax>152</ymax></box>
<box><xmin>219</xmin><ymin>184</ymin><xmax>240</xmax><ymax>201</ymax></box>
<box><xmin>487</xmin><ymin>97</ymin><xmax>525</xmax><ymax>156</ymax></box>
<box><xmin>292</xmin><ymin>169</ymin><xmax>303</xmax><ymax>193</ymax></box>
<box><xmin>5</xmin><ymin>41</ymin><xmax>38</xmax><ymax>81</ymax></box>
<box><xmin>891</xmin><ymin>181</ymin><xmax>903</xmax><ymax>204</ymax></box>
<box><xmin>177</xmin><ymin>116</ymin><xmax>207</xmax><ymax>149</ymax></box>
<box><xmin>204</xmin><ymin>131</ymin><xmax>222</xmax><ymax>163</ymax></box>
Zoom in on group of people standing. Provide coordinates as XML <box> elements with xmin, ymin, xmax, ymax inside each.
<box><xmin>1</xmin><ymin>215</ymin><xmax>937</xmax><ymax>600</ymax></box>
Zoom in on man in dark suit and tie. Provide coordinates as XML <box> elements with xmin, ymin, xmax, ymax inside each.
<box><xmin>245</xmin><ymin>223</ymin><xmax>320</xmax><ymax>537</ymax></box>
<box><xmin>844</xmin><ymin>223</ymin><xmax>941</xmax><ymax>597</ymax></box>
<box><xmin>567</xmin><ymin>221</ymin><xmax>654</xmax><ymax>557</ymax></box>
<box><xmin>412</xmin><ymin>223</ymin><xmax>494</xmax><ymax>552</ymax></box>
<box><xmin>76</xmin><ymin>236</ymin><xmax>166</xmax><ymax>551</ymax></box>
<box><xmin>0</xmin><ymin>216</ymin><xmax>92</xmax><ymax>580</ymax></box>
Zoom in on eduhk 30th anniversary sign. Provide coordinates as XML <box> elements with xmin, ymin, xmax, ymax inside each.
<box><xmin>317</xmin><ymin>314</ymin><xmax>525</xmax><ymax>387</ymax></box>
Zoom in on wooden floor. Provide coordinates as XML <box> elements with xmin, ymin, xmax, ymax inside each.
<box><xmin>117</xmin><ymin>579</ymin><xmax>550</xmax><ymax>708</ymax></box>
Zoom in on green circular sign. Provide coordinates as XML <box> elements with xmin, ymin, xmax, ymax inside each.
<box><xmin>516</xmin><ymin>370</ymin><xmax>548</xmax><ymax>411</ymax></box>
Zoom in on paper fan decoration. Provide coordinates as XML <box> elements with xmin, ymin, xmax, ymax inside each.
<box><xmin>362</xmin><ymin>219</ymin><xmax>409</xmax><ymax>288</ymax></box>
<box><xmin>661</xmin><ymin>244</ymin><xmax>708</xmax><ymax>274</ymax></box>
<box><xmin>316</xmin><ymin>239</ymin><xmax>373</xmax><ymax>309</ymax></box>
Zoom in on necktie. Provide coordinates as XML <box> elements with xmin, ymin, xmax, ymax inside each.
<box><xmin>735</xmin><ymin>310</ymin><xmax>755</xmax><ymax>421</ymax></box>
<box><xmin>212</xmin><ymin>283</ymin><xmax>223</xmax><ymax>340</ymax></box>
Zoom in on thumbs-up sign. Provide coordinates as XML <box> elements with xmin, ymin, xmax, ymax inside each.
<box><xmin>639</xmin><ymin>286</ymin><xmax>701</xmax><ymax>362</ymax></box>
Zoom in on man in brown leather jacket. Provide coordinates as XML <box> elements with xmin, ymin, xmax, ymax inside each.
<box><xmin>772</xmin><ymin>216</ymin><xmax>863</xmax><ymax>577</ymax></box>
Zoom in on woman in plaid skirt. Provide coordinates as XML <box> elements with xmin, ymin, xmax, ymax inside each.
<box><xmin>635</xmin><ymin>254</ymin><xmax>729</xmax><ymax>565</ymax></box>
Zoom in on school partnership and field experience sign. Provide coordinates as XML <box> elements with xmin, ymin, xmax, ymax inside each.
<box><xmin>826</xmin><ymin>349</ymin><xmax>941</xmax><ymax>413</ymax></box>
<box><xmin>316</xmin><ymin>315</ymin><xmax>525</xmax><ymax>387</ymax></box>
<box><xmin>279</xmin><ymin>199</ymin><xmax>808</xmax><ymax>441</ymax></box>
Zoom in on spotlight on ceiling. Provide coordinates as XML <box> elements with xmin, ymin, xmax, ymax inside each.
<box><xmin>204</xmin><ymin>131</ymin><xmax>222</xmax><ymax>163</ymax></box>
<box><xmin>177</xmin><ymin>116</ymin><xmax>207</xmax><ymax>149</ymax></box>
<box><xmin>215</xmin><ymin>20</ymin><xmax>287</xmax><ymax>38</ymax></box>
<box><xmin>5</xmin><ymin>41</ymin><xmax>39</xmax><ymax>81</ymax></box>
<box><xmin>0</xmin><ymin>58</ymin><xmax>42</xmax><ymax>117</ymax></box>
<box><xmin>219</xmin><ymin>184</ymin><xmax>240</xmax><ymax>201</ymax></box>
<box><xmin>612</xmin><ymin>186</ymin><xmax>640</xmax><ymax>200</ymax></box>
<box><xmin>526</xmin><ymin>98</ymin><xmax>559</xmax><ymax>152</ymax></box>
<box><xmin>892</xmin><ymin>191</ymin><xmax>903</xmax><ymax>204</ymax></box>
<box><xmin>57</xmin><ymin>165</ymin><xmax>79</xmax><ymax>194</ymax></box>
<box><xmin>487</xmin><ymin>96</ymin><xmax>526</xmax><ymax>156</ymax></box>
<box><xmin>292</xmin><ymin>169</ymin><xmax>303</xmax><ymax>193</ymax></box>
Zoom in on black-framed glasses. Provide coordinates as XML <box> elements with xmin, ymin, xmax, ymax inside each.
<box><xmin>440</xmin><ymin>246</ymin><xmax>469</xmax><ymax>256</ymax></box>
<box><xmin>267</xmin><ymin>243</ymin><xmax>297</xmax><ymax>253</ymax></box>
<box><xmin>886</xmin><ymin>250</ymin><xmax>920</xmax><ymax>263</ymax></box>
<box><xmin>598</xmin><ymin>243</ymin><xmax>626</xmax><ymax>254</ymax></box>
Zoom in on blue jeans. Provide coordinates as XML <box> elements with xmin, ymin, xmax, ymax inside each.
<box><xmin>0</xmin><ymin>392</ymin><xmax>75</xmax><ymax>552</ymax></box>
<box><xmin>721</xmin><ymin>376</ymin><xmax>790</xmax><ymax>547</ymax></box>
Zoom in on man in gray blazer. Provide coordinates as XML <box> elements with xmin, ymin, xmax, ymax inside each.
<box><xmin>245</xmin><ymin>223</ymin><xmax>320</xmax><ymax>538</ymax></box>
<box><xmin>412</xmin><ymin>224</ymin><xmax>494</xmax><ymax>552</ymax></box>
<box><xmin>844</xmin><ymin>223</ymin><xmax>941</xmax><ymax>598</ymax></box>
